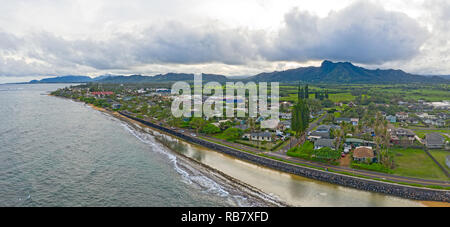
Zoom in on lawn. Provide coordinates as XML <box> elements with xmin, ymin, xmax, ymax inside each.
<box><xmin>412</xmin><ymin>129</ymin><xmax>450</xmax><ymax>139</ymax></box>
<box><xmin>391</xmin><ymin>148</ymin><xmax>449</xmax><ymax>181</ymax></box>
<box><xmin>280</xmin><ymin>92</ymin><xmax>355</xmax><ymax>103</ymax></box>
<box><xmin>429</xmin><ymin>150</ymin><xmax>450</xmax><ymax>172</ymax></box>
<box><xmin>235</xmin><ymin>139</ymin><xmax>283</xmax><ymax>151</ymax></box>
<box><xmin>328</xmin><ymin>93</ymin><xmax>356</xmax><ymax>103</ymax></box>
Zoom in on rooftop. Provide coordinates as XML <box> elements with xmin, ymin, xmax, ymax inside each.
<box><xmin>353</xmin><ymin>147</ymin><xmax>375</xmax><ymax>159</ymax></box>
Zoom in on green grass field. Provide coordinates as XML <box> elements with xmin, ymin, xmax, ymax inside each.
<box><xmin>412</xmin><ymin>129</ymin><xmax>450</xmax><ymax>139</ymax></box>
<box><xmin>391</xmin><ymin>148</ymin><xmax>449</xmax><ymax>181</ymax></box>
<box><xmin>429</xmin><ymin>150</ymin><xmax>450</xmax><ymax>172</ymax></box>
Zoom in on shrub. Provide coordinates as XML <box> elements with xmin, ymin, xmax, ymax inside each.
<box><xmin>202</xmin><ymin>124</ymin><xmax>221</xmax><ymax>134</ymax></box>
<box><xmin>222</xmin><ymin>128</ymin><xmax>244</xmax><ymax>142</ymax></box>
<box><xmin>351</xmin><ymin>162</ymin><xmax>393</xmax><ymax>174</ymax></box>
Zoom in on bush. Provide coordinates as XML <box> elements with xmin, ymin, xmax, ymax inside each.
<box><xmin>351</xmin><ymin>162</ymin><xmax>393</xmax><ymax>174</ymax></box>
<box><xmin>201</xmin><ymin>124</ymin><xmax>221</xmax><ymax>134</ymax></box>
<box><xmin>288</xmin><ymin>142</ymin><xmax>341</xmax><ymax>164</ymax></box>
<box><xmin>222</xmin><ymin>128</ymin><xmax>244</xmax><ymax>142</ymax></box>
<box><xmin>314</xmin><ymin>147</ymin><xmax>341</xmax><ymax>160</ymax></box>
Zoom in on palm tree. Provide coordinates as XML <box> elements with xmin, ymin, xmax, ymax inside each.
<box><xmin>333</xmin><ymin>129</ymin><xmax>342</xmax><ymax>150</ymax></box>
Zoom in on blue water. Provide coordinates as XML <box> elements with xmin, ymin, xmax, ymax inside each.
<box><xmin>0</xmin><ymin>84</ymin><xmax>247</xmax><ymax>207</ymax></box>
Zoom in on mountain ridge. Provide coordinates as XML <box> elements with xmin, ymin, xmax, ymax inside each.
<box><xmin>24</xmin><ymin>61</ymin><xmax>449</xmax><ymax>84</ymax></box>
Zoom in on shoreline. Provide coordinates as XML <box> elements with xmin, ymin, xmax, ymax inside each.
<box><xmin>117</xmin><ymin>111</ymin><xmax>450</xmax><ymax>203</ymax></box>
<box><xmin>53</xmin><ymin>95</ymin><xmax>449</xmax><ymax>206</ymax></box>
<box><xmin>87</xmin><ymin>103</ymin><xmax>288</xmax><ymax>207</ymax></box>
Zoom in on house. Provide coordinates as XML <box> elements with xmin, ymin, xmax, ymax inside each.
<box><xmin>314</xmin><ymin>139</ymin><xmax>335</xmax><ymax>150</ymax></box>
<box><xmin>335</xmin><ymin>118</ymin><xmax>359</xmax><ymax>126</ymax></box>
<box><xmin>396</xmin><ymin>112</ymin><xmax>409</xmax><ymax>121</ymax></box>
<box><xmin>316</xmin><ymin>125</ymin><xmax>332</xmax><ymax>132</ymax></box>
<box><xmin>309</xmin><ymin>131</ymin><xmax>331</xmax><ymax>139</ymax></box>
<box><xmin>280</xmin><ymin>121</ymin><xmax>291</xmax><ymax>130</ymax></box>
<box><xmin>406</xmin><ymin>118</ymin><xmax>419</xmax><ymax>124</ymax></box>
<box><xmin>335</xmin><ymin>118</ymin><xmax>351</xmax><ymax>124</ymax></box>
<box><xmin>112</xmin><ymin>103</ymin><xmax>122</xmax><ymax>110</ymax></box>
<box><xmin>348</xmin><ymin>102</ymin><xmax>357</xmax><ymax>108</ymax></box>
<box><xmin>432</xmin><ymin>119</ymin><xmax>446</xmax><ymax>127</ymax></box>
<box><xmin>386</xmin><ymin>115</ymin><xmax>397</xmax><ymax>123</ymax></box>
<box><xmin>353</xmin><ymin>147</ymin><xmax>375</xmax><ymax>163</ymax></box>
<box><xmin>350</xmin><ymin>118</ymin><xmax>359</xmax><ymax>126</ymax></box>
<box><xmin>280</xmin><ymin>113</ymin><xmax>292</xmax><ymax>120</ymax></box>
<box><xmin>250</xmin><ymin>132</ymin><xmax>273</xmax><ymax>142</ymax></box>
<box><xmin>91</xmin><ymin>91</ymin><xmax>114</xmax><ymax>97</ymax></box>
<box><xmin>345</xmin><ymin>138</ymin><xmax>375</xmax><ymax>148</ymax></box>
<box><xmin>425</xmin><ymin>133</ymin><xmax>445</xmax><ymax>149</ymax></box>
<box><xmin>123</xmin><ymin>96</ymin><xmax>133</xmax><ymax>101</ymax></box>
<box><xmin>391</xmin><ymin>128</ymin><xmax>416</xmax><ymax>145</ymax></box>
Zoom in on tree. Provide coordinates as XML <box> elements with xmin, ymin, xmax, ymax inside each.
<box><xmin>168</xmin><ymin>117</ymin><xmax>183</xmax><ymax>128</ymax></box>
<box><xmin>292</xmin><ymin>98</ymin><xmax>310</xmax><ymax>140</ymax></box>
<box><xmin>305</xmin><ymin>84</ymin><xmax>309</xmax><ymax>99</ymax></box>
<box><xmin>222</xmin><ymin>128</ymin><xmax>244</xmax><ymax>142</ymax></box>
<box><xmin>202</xmin><ymin>124</ymin><xmax>221</xmax><ymax>134</ymax></box>
<box><xmin>190</xmin><ymin>118</ymin><xmax>207</xmax><ymax>133</ymax></box>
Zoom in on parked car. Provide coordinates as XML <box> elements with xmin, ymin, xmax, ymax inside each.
<box><xmin>191</xmin><ymin>134</ymin><xmax>197</xmax><ymax>137</ymax></box>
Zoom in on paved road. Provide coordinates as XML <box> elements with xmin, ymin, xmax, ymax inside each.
<box><xmin>279</xmin><ymin>113</ymin><xmax>329</xmax><ymax>153</ymax></box>
<box><xmin>266</xmin><ymin>152</ymin><xmax>450</xmax><ymax>187</ymax></box>
<box><xmin>196</xmin><ymin>129</ymin><xmax>450</xmax><ymax>187</ymax></box>
<box><xmin>135</xmin><ymin>114</ymin><xmax>450</xmax><ymax>188</ymax></box>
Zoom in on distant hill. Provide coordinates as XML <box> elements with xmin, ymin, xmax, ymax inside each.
<box><xmin>98</xmin><ymin>73</ymin><xmax>228</xmax><ymax>84</ymax></box>
<box><xmin>25</xmin><ymin>61</ymin><xmax>449</xmax><ymax>84</ymax></box>
<box><xmin>28</xmin><ymin>74</ymin><xmax>119</xmax><ymax>83</ymax></box>
<box><xmin>247</xmin><ymin>60</ymin><xmax>448</xmax><ymax>84</ymax></box>
<box><xmin>29</xmin><ymin>75</ymin><xmax>92</xmax><ymax>83</ymax></box>
<box><xmin>431</xmin><ymin>75</ymin><xmax>450</xmax><ymax>80</ymax></box>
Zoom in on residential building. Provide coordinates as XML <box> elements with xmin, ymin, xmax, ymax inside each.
<box><xmin>335</xmin><ymin>118</ymin><xmax>359</xmax><ymax>126</ymax></box>
<box><xmin>250</xmin><ymin>132</ymin><xmax>273</xmax><ymax>142</ymax></box>
<box><xmin>353</xmin><ymin>147</ymin><xmax>375</xmax><ymax>163</ymax></box>
<box><xmin>314</xmin><ymin>139</ymin><xmax>335</xmax><ymax>150</ymax></box>
<box><xmin>280</xmin><ymin>113</ymin><xmax>292</xmax><ymax>120</ymax></box>
<box><xmin>91</xmin><ymin>91</ymin><xmax>114</xmax><ymax>97</ymax></box>
<box><xmin>395</xmin><ymin>112</ymin><xmax>409</xmax><ymax>121</ymax></box>
<box><xmin>386</xmin><ymin>115</ymin><xmax>397</xmax><ymax>123</ymax></box>
<box><xmin>345</xmin><ymin>138</ymin><xmax>375</xmax><ymax>148</ymax></box>
<box><xmin>234</xmin><ymin>125</ymin><xmax>249</xmax><ymax>131</ymax></box>
<box><xmin>112</xmin><ymin>103</ymin><xmax>122</xmax><ymax>110</ymax></box>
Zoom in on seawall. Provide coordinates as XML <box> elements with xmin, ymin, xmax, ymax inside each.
<box><xmin>119</xmin><ymin>112</ymin><xmax>450</xmax><ymax>203</ymax></box>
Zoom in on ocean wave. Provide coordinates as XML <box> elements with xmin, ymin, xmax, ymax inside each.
<box><xmin>116</xmin><ymin>121</ymin><xmax>248</xmax><ymax>205</ymax></box>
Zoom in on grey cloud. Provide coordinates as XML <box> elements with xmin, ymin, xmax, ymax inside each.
<box><xmin>0</xmin><ymin>1</ymin><xmax>436</xmax><ymax>77</ymax></box>
<box><xmin>270</xmin><ymin>1</ymin><xmax>429</xmax><ymax>64</ymax></box>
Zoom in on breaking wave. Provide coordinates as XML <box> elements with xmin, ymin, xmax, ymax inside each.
<box><xmin>116</xmin><ymin>120</ymin><xmax>256</xmax><ymax>206</ymax></box>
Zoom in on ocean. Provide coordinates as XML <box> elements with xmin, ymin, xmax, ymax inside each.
<box><xmin>0</xmin><ymin>84</ymin><xmax>422</xmax><ymax>207</ymax></box>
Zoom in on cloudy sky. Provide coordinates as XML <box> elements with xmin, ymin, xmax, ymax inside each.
<box><xmin>0</xmin><ymin>0</ymin><xmax>449</xmax><ymax>83</ymax></box>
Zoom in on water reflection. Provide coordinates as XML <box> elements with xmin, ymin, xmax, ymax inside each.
<box><xmin>147</xmin><ymin>129</ymin><xmax>423</xmax><ymax>207</ymax></box>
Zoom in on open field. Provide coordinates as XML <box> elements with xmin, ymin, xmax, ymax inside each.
<box><xmin>429</xmin><ymin>150</ymin><xmax>450</xmax><ymax>172</ymax></box>
<box><xmin>412</xmin><ymin>129</ymin><xmax>450</xmax><ymax>139</ymax></box>
<box><xmin>391</xmin><ymin>148</ymin><xmax>449</xmax><ymax>181</ymax></box>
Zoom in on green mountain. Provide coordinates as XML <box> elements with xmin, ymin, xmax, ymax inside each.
<box><xmin>247</xmin><ymin>60</ymin><xmax>448</xmax><ymax>84</ymax></box>
<box><xmin>25</xmin><ymin>61</ymin><xmax>448</xmax><ymax>84</ymax></box>
<box><xmin>98</xmin><ymin>73</ymin><xmax>228</xmax><ymax>84</ymax></box>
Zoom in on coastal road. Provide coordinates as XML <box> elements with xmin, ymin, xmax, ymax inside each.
<box><xmin>126</xmin><ymin>112</ymin><xmax>450</xmax><ymax>188</ymax></box>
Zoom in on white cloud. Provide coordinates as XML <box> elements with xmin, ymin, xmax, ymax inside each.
<box><xmin>0</xmin><ymin>0</ymin><xmax>448</xmax><ymax>81</ymax></box>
